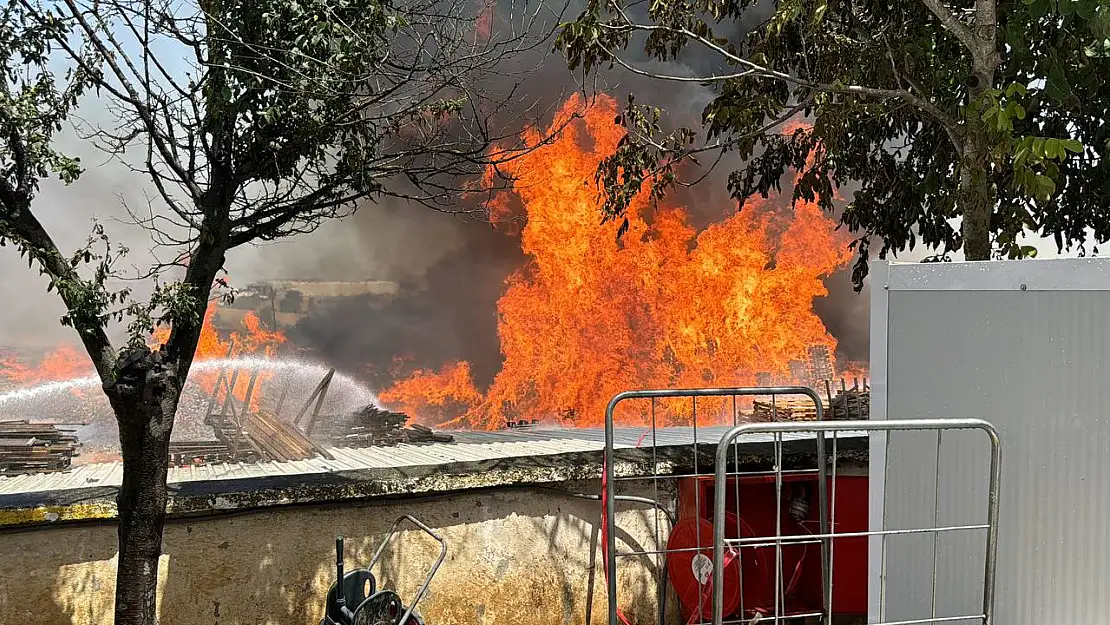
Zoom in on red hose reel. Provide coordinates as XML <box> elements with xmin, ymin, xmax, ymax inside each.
<box><xmin>667</xmin><ymin>507</ymin><xmax>809</xmax><ymax>622</ymax></box>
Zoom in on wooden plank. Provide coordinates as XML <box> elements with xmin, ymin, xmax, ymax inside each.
<box><xmin>243</xmin><ymin>410</ymin><xmax>331</xmax><ymax>462</ymax></box>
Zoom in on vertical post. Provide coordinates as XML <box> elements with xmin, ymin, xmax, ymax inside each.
<box><xmin>219</xmin><ymin>368</ymin><xmax>241</xmax><ymax>422</ymax></box>
<box><xmin>603</xmin><ymin>394</ymin><xmax>620</xmax><ymax>625</ymax></box>
<box><xmin>982</xmin><ymin>425</ymin><xmax>1003</xmax><ymax>625</ymax></box>
<box><xmin>204</xmin><ymin>342</ymin><xmax>235</xmax><ymax>422</ymax></box>
<box><xmin>774</xmin><ymin>431</ymin><xmax>783</xmax><ymax>625</ymax></box>
<box><xmin>304</xmin><ymin>369</ymin><xmax>334</xmax><ymax>436</ymax></box>
<box><xmin>271</xmin><ymin>285</ymin><xmax>278</xmax><ymax>329</ymax></box>
<box><xmin>274</xmin><ymin>381</ymin><xmax>290</xmax><ymax>416</ymax></box>
<box><xmin>242</xmin><ymin>367</ymin><xmax>260</xmax><ymax>413</ymax></box>
<box><xmin>813</xmin><ymin>395</ymin><xmax>831</xmax><ymax>622</ymax></box>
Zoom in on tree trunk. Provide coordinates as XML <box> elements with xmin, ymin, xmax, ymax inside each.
<box><xmin>959</xmin><ymin>138</ymin><xmax>994</xmax><ymax>261</ymax></box>
<box><xmin>960</xmin><ymin>59</ymin><xmax>999</xmax><ymax>262</ymax></box>
<box><xmin>106</xmin><ymin>346</ymin><xmax>181</xmax><ymax>625</ymax></box>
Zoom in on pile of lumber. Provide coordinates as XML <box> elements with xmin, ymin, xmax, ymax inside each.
<box><xmin>752</xmin><ymin>399</ymin><xmax>821</xmax><ymax>422</ymax></box>
<box><xmin>403</xmin><ymin>423</ymin><xmax>454</xmax><ymax>444</ymax></box>
<box><xmin>0</xmin><ymin>420</ymin><xmax>80</xmax><ymax>475</ymax></box>
<box><xmin>168</xmin><ymin>441</ymin><xmax>251</xmax><ymax>466</ymax></box>
<box><xmin>313</xmin><ymin>405</ymin><xmax>453</xmax><ymax>447</ymax></box>
<box><xmin>243</xmin><ymin>410</ymin><xmax>332</xmax><ymax>462</ymax></box>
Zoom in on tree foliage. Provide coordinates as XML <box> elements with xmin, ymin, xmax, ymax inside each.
<box><xmin>557</xmin><ymin>0</ymin><xmax>1110</xmax><ymax>287</ymax></box>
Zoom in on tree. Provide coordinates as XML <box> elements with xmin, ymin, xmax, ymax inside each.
<box><xmin>5</xmin><ymin>0</ymin><xmax>564</xmax><ymax>623</ymax></box>
<box><xmin>557</xmin><ymin>0</ymin><xmax>1110</xmax><ymax>286</ymax></box>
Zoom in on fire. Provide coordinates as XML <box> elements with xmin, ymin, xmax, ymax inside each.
<box><xmin>837</xmin><ymin>361</ymin><xmax>870</xmax><ymax>385</ymax></box>
<box><xmin>0</xmin><ymin>344</ymin><xmax>94</xmax><ymax>387</ymax></box>
<box><xmin>150</xmin><ymin>306</ymin><xmax>287</xmax><ymax>409</ymax></box>
<box><xmin>0</xmin><ymin>306</ymin><xmax>285</xmax><ymax>411</ymax></box>
<box><xmin>383</xmin><ymin>93</ymin><xmax>854</xmax><ymax>428</ymax></box>
<box><xmin>378</xmin><ymin>362</ymin><xmax>483</xmax><ymax>426</ymax></box>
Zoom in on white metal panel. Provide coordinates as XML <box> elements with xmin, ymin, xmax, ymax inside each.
<box><xmin>872</xmin><ymin>259</ymin><xmax>1110</xmax><ymax>625</ymax></box>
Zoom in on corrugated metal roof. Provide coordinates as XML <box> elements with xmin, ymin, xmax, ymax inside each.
<box><xmin>0</xmin><ymin>426</ymin><xmax>865</xmax><ymax>495</ymax></box>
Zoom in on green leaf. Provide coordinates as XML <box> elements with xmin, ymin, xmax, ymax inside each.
<box><xmin>1035</xmin><ymin>174</ymin><xmax>1057</xmax><ymax>198</ymax></box>
<box><xmin>1045</xmin><ymin>138</ymin><xmax>1061</xmax><ymax>159</ymax></box>
<box><xmin>813</xmin><ymin>2</ymin><xmax>828</xmax><ymax>24</ymax></box>
<box><xmin>1061</xmin><ymin>138</ymin><xmax>1085</xmax><ymax>153</ymax></box>
<box><xmin>1032</xmin><ymin>137</ymin><xmax>1047</xmax><ymax>158</ymax></box>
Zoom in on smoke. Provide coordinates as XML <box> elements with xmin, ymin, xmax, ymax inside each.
<box><xmin>0</xmin><ymin>104</ymin><xmax>169</xmax><ymax>351</ymax></box>
<box><xmin>275</xmin><ymin>0</ymin><xmax>870</xmax><ymax>382</ymax></box>
<box><xmin>0</xmin><ymin>0</ymin><xmax>870</xmax><ymax>376</ymax></box>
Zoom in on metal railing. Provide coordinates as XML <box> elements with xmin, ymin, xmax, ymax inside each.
<box><xmin>600</xmin><ymin>387</ymin><xmax>1002</xmax><ymax>625</ymax></box>
<box><xmin>603</xmin><ymin>386</ymin><xmax>827</xmax><ymax>625</ymax></box>
<box><xmin>711</xmin><ymin>419</ymin><xmax>1001</xmax><ymax>625</ymax></box>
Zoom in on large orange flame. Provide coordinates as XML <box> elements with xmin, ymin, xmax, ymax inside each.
<box><xmin>381</xmin><ymin>94</ymin><xmax>856</xmax><ymax>429</ymax></box>
<box><xmin>378</xmin><ymin>362</ymin><xmax>483</xmax><ymax>426</ymax></box>
<box><xmin>0</xmin><ymin>344</ymin><xmax>94</xmax><ymax>386</ymax></box>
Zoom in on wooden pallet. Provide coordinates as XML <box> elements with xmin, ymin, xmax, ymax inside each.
<box><xmin>752</xmin><ymin>399</ymin><xmax>823</xmax><ymax>422</ymax></box>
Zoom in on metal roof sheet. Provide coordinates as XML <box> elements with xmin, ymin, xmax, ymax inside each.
<box><xmin>0</xmin><ymin>426</ymin><xmax>866</xmax><ymax>495</ymax></box>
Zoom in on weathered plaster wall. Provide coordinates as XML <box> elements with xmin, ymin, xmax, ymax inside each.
<box><xmin>0</xmin><ymin>482</ymin><xmax>676</xmax><ymax>625</ymax></box>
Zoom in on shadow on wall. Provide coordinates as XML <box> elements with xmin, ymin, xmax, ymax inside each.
<box><xmin>0</xmin><ymin>522</ymin><xmax>120</xmax><ymax>625</ymax></box>
<box><xmin>0</xmin><ymin>483</ymin><xmax>677</xmax><ymax>625</ymax></box>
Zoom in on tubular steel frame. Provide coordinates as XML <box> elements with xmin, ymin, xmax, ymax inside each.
<box><xmin>603</xmin><ymin>386</ymin><xmax>828</xmax><ymax>625</ymax></box>
<box><xmin>368</xmin><ymin>515</ymin><xmax>448</xmax><ymax>625</ymax></box>
<box><xmin>711</xmin><ymin>419</ymin><xmax>1002</xmax><ymax>625</ymax></box>
<box><xmin>602</xmin><ymin>388</ymin><xmax>1001</xmax><ymax>625</ymax></box>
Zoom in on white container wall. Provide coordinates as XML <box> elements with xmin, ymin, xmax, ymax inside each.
<box><xmin>869</xmin><ymin>259</ymin><xmax>1110</xmax><ymax>625</ymax></box>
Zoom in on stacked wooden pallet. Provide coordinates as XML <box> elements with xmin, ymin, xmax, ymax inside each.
<box><xmin>313</xmin><ymin>406</ymin><xmax>454</xmax><ymax>447</ymax></box>
<box><xmin>0</xmin><ymin>420</ymin><xmax>80</xmax><ymax>475</ymax></box>
<box><xmin>752</xmin><ymin>399</ymin><xmax>822</xmax><ymax>422</ymax></box>
<box><xmin>828</xmin><ymin>388</ymin><xmax>870</xmax><ymax>420</ymax></box>
<box><xmin>168</xmin><ymin>441</ymin><xmax>251</xmax><ymax>466</ymax></box>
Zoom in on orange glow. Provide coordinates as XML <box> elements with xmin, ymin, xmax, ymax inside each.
<box><xmin>0</xmin><ymin>344</ymin><xmax>94</xmax><ymax>394</ymax></box>
<box><xmin>473</xmin><ymin>0</ymin><xmax>494</xmax><ymax>41</ymax></box>
<box><xmin>837</xmin><ymin>361</ymin><xmax>870</xmax><ymax>384</ymax></box>
<box><xmin>151</xmin><ymin>306</ymin><xmax>286</xmax><ymax>409</ymax></box>
<box><xmin>0</xmin><ymin>306</ymin><xmax>285</xmax><ymax>411</ymax></box>
<box><xmin>378</xmin><ymin>362</ymin><xmax>483</xmax><ymax>426</ymax></box>
<box><xmin>382</xmin><ymin>94</ymin><xmax>854</xmax><ymax>429</ymax></box>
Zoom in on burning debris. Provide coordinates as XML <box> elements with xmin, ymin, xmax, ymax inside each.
<box><xmin>749</xmin><ymin>377</ymin><xmax>871</xmax><ymax>422</ymax></box>
<box><xmin>826</xmin><ymin>383</ymin><xmax>870</xmax><ymax>420</ymax></box>
<box><xmin>0</xmin><ymin>420</ymin><xmax>80</xmax><ymax>474</ymax></box>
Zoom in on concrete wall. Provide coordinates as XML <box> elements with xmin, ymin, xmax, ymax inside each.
<box><xmin>0</xmin><ymin>482</ymin><xmax>674</xmax><ymax>625</ymax></box>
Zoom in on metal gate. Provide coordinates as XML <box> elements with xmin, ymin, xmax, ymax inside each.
<box><xmin>601</xmin><ymin>388</ymin><xmax>1001</xmax><ymax>625</ymax></box>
